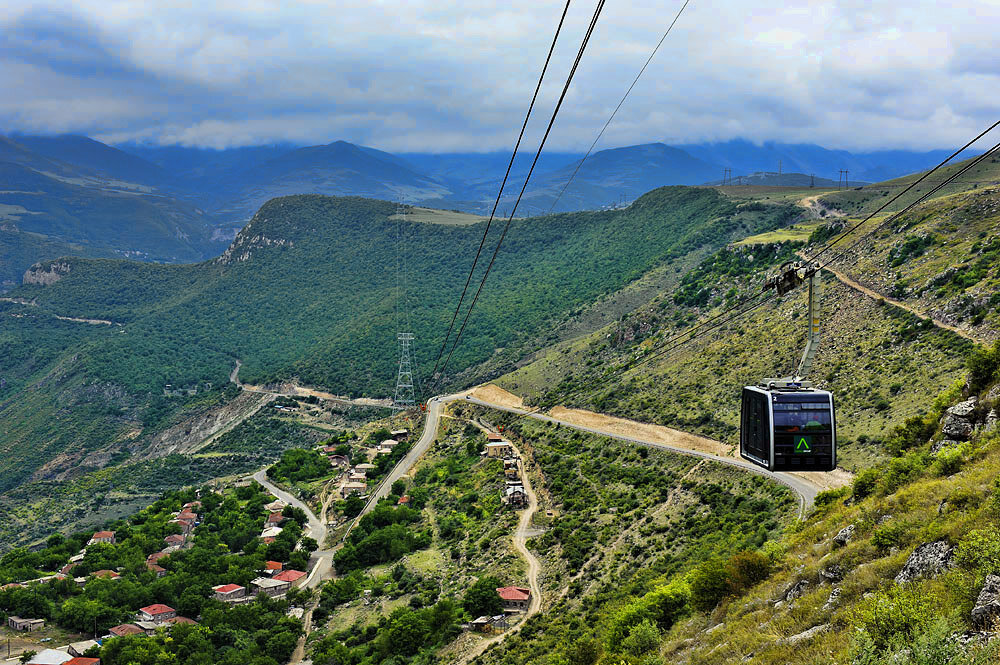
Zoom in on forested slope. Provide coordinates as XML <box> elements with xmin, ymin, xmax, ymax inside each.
<box><xmin>0</xmin><ymin>189</ymin><xmax>800</xmax><ymax>503</ymax></box>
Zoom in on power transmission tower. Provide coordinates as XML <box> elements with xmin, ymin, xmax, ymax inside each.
<box><xmin>393</xmin><ymin>201</ymin><xmax>418</xmax><ymax>406</ymax></box>
<box><xmin>723</xmin><ymin>168</ymin><xmax>732</xmax><ymax>186</ymax></box>
<box><xmin>394</xmin><ymin>333</ymin><xmax>415</xmax><ymax>406</ymax></box>
<box><xmin>810</xmin><ymin>173</ymin><xmax>815</xmax><ymax>188</ymax></box>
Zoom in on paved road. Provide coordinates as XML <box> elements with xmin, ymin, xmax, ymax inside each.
<box><xmin>457</xmin><ymin>396</ymin><xmax>820</xmax><ymax>517</ymax></box>
<box><xmin>252</xmin><ymin>469</ymin><xmax>333</xmax><ymax>589</ymax></box>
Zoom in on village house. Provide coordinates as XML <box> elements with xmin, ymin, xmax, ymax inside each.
<box><xmin>87</xmin><ymin>531</ymin><xmax>115</xmax><ymax>546</ymax></box>
<box><xmin>134</xmin><ymin>621</ymin><xmax>159</xmax><ymax>635</ymax></box>
<box><xmin>397</xmin><ymin>495</ymin><xmax>410</xmax><ymax>506</ymax></box>
<box><xmin>147</xmin><ymin>563</ymin><xmax>167</xmax><ymax>577</ymax></box>
<box><xmin>166</xmin><ymin>616</ymin><xmax>198</xmax><ymax>626</ymax></box>
<box><xmin>260</xmin><ymin>526</ymin><xmax>283</xmax><ymax>539</ymax></box>
<box><xmin>60</xmin><ymin>562</ymin><xmax>78</xmax><ymax>576</ymax></box>
<box><xmin>163</xmin><ymin>534</ymin><xmax>185</xmax><ymax>546</ymax></box>
<box><xmin>348</xmin><ymin>471</ymin><xmax>367</xmax><ymax>482</ymax></box>
<box><xmin>355</xmin><ymin>463</ymin><xmax>376</xmax><ymax>472</ymax></box>
<box><xmin>68</xmin><ymin>640</ymin><xmax>99</xmax><ymax>657</ymax></box>
<box><xmin>264</xmin><ymin>560</ymin><xmax>283</xmax><ymax>576</ymax></box>
<box><xmin>486</xmin><ymin>433</ymin><xmax>504</xmax><ymax>442</ymax></box>
<box><xmin>390</xmin><ymin>429</ymin><xmax>409</xmax><ymax>440</ymax></box>
<box><xmin>212</xmin><ymin>584</ymin><xmax>247</xmax><ymax>602</ymax></box>
<box><xmin>265</xmin><ymin>499</ymin><xmax>286</xmax><ymax>512</ymax></box>
<box><xmin>496</xmin><ymin>586</ymin><xmax>532</xmax><ymax>612</ymax></box>
<box><xmin>108</xmin><ymin>623</ymin><xmax>144</xmax><ymax>638</ymax></box>
<box><xmin>7</xmin><ymin>616</ymin><xmax>45</xmax><ymax>631</ymax></box>
<box><xmin>503</xmin><ymin>458</ymin><xmax>520</xmax><ymax>479</ymax></box>
<box><xmin>252</xmin><ymin>576</ymin><xmax>290</xmax><ymax>598</ymax></box>
<box><xmin>175</xmin><ymin>510</ymin><xmax>198</xmax><ymax>523</ymax></box>
<box><xmin>266</xmin><ymin>511</ymin><xmax>286</xmax><ymax>525</ymax></box>
<box><xmin>137</xmin><ymin>603</ymin><xmax>177</xmax><ymax>624</ymax></box>
<box><xmin>470</xmin><ymin>616</ymin><xmax>492</xmax><ymax>633</ymax></box>
<box><xmin>379</xmin><ymin>438</ymin><xmax>399</xmax><ymax>449</ymax></box>
<box><xmin>328</xmin><ymin>454</ymin><xmax>350</xmax><ymax>467</ymax></box>
<box><xmin>65</xmin><ymin>658</ymin><xmax>100</xmax><ymax>665</ymax></box>
<box><xmin>341</xmin><ymin>481</ymin><xmax>367</xmax><ymax>498</ymax></box>
<box><xmin>24</xmin><ymin>648</ymin><xmax>74</xmax><ymax>664</ymax></box>
<box><xmin>273</xmin><ymin>569</ymin><xmax>307</xmax><ymax>587</ymax></box>
<box><xmin>182</xmin><ymin>501</ymin><xmax>201</xmax><ymax>510</ymax></box>
<box><xmin>504</xmin><ymin>484</ymin><xmax>527</xmax><ymax>508</ymax></box>
<box><xmin>91</xmin><ymin>570</ymin><xmax>121</xmax><ymax>581</ymax></box>
<box><xmin>485</xmin><ymin>441</ymin><xmax>514</xmax><ymax>458</ymax></box>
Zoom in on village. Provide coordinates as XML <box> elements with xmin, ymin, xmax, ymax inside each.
<box><xmin>0</xmin><ymin>416</ymin><xmax>540</xmax><ymax>664</ymax></box>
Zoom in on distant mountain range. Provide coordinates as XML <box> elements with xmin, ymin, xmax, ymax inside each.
<box><xmin>0</xmin><ymin>131</ymin><xmax>982</xmax><ymax>287</ymax></box>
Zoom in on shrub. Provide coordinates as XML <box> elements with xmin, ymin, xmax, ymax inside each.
<box><xmin>689</xmin><ymin>557</ymin><xmax>731</xmax><ymax>613</ymax></box>
<box><xmin>967</xmin><ymin>341</ymin><xmax>1000</xmax><ymax>395</ymax></box>
<box><xmin>871</xmin><ymin>521</ymin><xmax>906</xmax><ymax>551</ymax></box>
<box><xmin>814</xmin><ymin>486</ymin><xmax>850</xmax><ymax>508</ymax></box>
<box><xmin>955</xmin><ymin>528</ymin><xmax>1000</xmax><ymax>576</ymax></box>
<box><xmin>724</xmin><ymin>551</ymin><xmax>771</xmax><ymax>593</ymax></box>
<box><xmin>622</xmin><ymin>619</ymin><xmax>659</xmax><ymax>656</ymax></box>
<box><xmin>853</xmin><ymin>584</ymin><xmax>935</xmax><ymax>649</ymax></box>
<box><xmin>932</xmin><ymin>444</ymin><xmax>968</xmax><ymax>477</ymax></box>
<box><xmin>853</xmin><ymin>468</ymin><xmax>881</xmax><ymax>500</ymax></box>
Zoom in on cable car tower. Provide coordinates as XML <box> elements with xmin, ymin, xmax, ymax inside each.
<box><xmin>740</xmin><ymin>262</ymin><xmax>837</xmax><ymax>472</ymax></box>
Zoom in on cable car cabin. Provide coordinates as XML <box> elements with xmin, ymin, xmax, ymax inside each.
<box><xmin>740</xmin><ymin>386</ymin><xmax>836</xmax><ymax>472</ymax></box>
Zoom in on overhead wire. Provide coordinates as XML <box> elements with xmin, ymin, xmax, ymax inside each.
<box><xmin>547</xmin><ymin>0</ymin><xmax>693</xmax><ymax>214</ymax></box>
<box><xmin>434</xmin><ymin>0</ymin><xmax>607</xmax><ymax>385</ymax></box>
<box><xmin>428</xmin><ymin>0</ymin><xmax>574</xmax><ymax>384</ymax></box>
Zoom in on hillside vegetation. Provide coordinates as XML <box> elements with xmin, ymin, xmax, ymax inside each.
<box><xmin>0</xmin><ymin>189</ymin><xmax>800</xmax><ymax>499</ymax></box>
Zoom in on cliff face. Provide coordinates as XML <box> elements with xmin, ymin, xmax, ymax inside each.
<box><xmin>23</xmin><ymin>260</ymin><xmax>71</xmax><ymax>285</ymax></box>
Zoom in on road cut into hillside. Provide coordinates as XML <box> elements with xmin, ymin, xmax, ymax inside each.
<box><xmin>459</xmin><ymin>384</ymin><xmax>852</xmax><ymax>517</ymax></box>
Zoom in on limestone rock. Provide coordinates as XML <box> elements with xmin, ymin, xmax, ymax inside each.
<box><xmin>785</xmin><ymin>579</ymin><xmax>810</xmax><ymax>601</ymax></box>
<box><xmin>932</xmin><ymin>439</ymin><xmax>962</xmax><ymax>454</ymax></box>
<box><xmin>833</xmin><ymin>524</ymin><xmax>855</xmax><ymax>547</ymax></box>
<box><xmin>941</xmin><ymin>397</ymin><xmax>978</xmax><ymax>440</ymax></box>
<box><xmin>776</xmin><ymin>624</ymin><xmax>831</xmax><ymax>646</ymax></box>
<box><xmin>895</xmin><ymin>541</ymin><xmax>954</xmax><ymax>584</ymax></box>
<box><xmin>971</xmin><ymin>574</ymin><xmax>1000</xmax><ymax>627</ymax></box>
<box><xmin>820</xmin><ymin>564</ymin><xmax>844</xmax><ymax>582</ymax></box>
<box><xmin>823</xmin><ymin>587</ymin><xmax>841</xmax><ymax>611</ymax></box>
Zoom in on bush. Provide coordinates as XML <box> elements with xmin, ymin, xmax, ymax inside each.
<box><xmin>622</xmin><ymin>619</ymin><xmax>659</xmax><ymax>656</ymax></box>
<box><xmin>955</xmin><ymin>528</ymin><xmax>1000</xmax><ymax>576</ymax></box>
<box><xmin>854</xmin><ymin>584</ymin><xmax>935</xmax><ymax>649</ymax></box>
<box><xmin>871</xmin><ymin>521</ymin><xmax>906</xmax><ymax>551</ymax></box>
<box><xmin>967</xmin><ymin>341</ymin><xmax>1000</xmax><ymax>395</ymax></box>
<box><xmin>814</xmin><ymin>486</ymin><xmax>850</xmax><ymax>508</ymax></box>
<box><xmin>689</xmin><ymin>557</ymin><xmax>731</xmax><ymax>613</ymax></box>
<box><xmin>724</xmin><ymin>551</ymin><xmax>771</xmax><ymax>593</ymax></box>
<box><xmin>853</xmin><ymin>468</ymin><xmax>881</xmax><ymax>500</ymax></box>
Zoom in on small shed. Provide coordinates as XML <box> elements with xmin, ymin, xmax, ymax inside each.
<box><xmin>7</xmin><ymin>616</ymin><xmax>45</xmax><ymax>631</ymax></box>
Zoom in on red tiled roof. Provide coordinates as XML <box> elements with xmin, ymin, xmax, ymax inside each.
<box><xmin>176</xmin><ymin>511</ymin><xmax>198</xmax><ymax>520</ymax></box>
<box><xmin>1</xmin><ymin>582</ymin><xmax>23</xmax><ymax>590</ymax></box>
<box><xmin>164</xmin><ymin>534</ymin><xmax>185</xmax><ymax>544</ymax></box>
<box><xmin>66</xmin><ymin>658</ymin><xmax>101</xmax><ymax>665</ymax></box>
<box><xmin>147</xmin><ymin>551</ymin><xmax>170</xmax><ymax>563</ymax></box>
<box><xmin>397</xmin><ymin>495</ymin><xmax>410</xmax><ymax>504</ymax></box>
<box><xmin>261</xmin><ymin>537</ymin><xmax>276</xmax><ymax>544</ymax></box>
<box><xmin>487</xmin><ymin>433</ymin><xmax>503</xmax><ymax>441</ymax></box>
<box><xmin>213</xmin><ymin>583</ymin><xmax>243</xmax><ymax>593</ymax></box>
<box><xmin>496</xmin><ymin>586</ymin><xmax>531</xmax><ymax>601</ymax></box>
<box><xmin>273</xmin><ymin>569</ymin><xmax>306</xmax><ymax>582</ymax></box>
<box><xmin>183</xmin><ymin>501</ymin><xmax>201</xmax><ymax>508</ymax></box>
<box><xmin>92</xmin><ymin>530</ymin><xmax>115</xmax><ymax>539</ymax></box>
<box><xmin>60</xmin><ymin>563</ymin><xmax>78</xmax><ymax>575</ymax></box>
<box><xmin>166</xmin><ymin>616</ymin><xmax>197</xmax><ymax>625</ymax></box>
<box><xmin>267</xmin><ymin>511</ymin><xmax>285</xmax><ymax>523</ymax></box>
<box><xmin>147</xmin><ymin>564</ymin><xmax>166</xmax><ymax>574</ymax></box>
<box><xmin>92</xmin><ymin>569</ymin><xmax>120</xmax><ymax>579</ymax></box>
<box><xmin>265</xmin><ymin>561</ymin><xmax>283</xmax><ymax>570</ymax></box>
<box><xmin>110</xmin><ymin>623</ymin><xmax>144</xmax><ymax>636</ymax></box>
<box><xmin>140</xmin><ymin>603</ymin><xmax>175</xmax><ymax>616</ymax></box>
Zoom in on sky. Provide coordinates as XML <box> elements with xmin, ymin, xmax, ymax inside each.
<box><xmin>1</xmin><ymin>0</ymin><xmax>999</xmax><ymax>153</ymax></box>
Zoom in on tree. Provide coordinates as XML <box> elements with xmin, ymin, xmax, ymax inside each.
<box><xmin>19</xmin><ymin>651</ymin><xmax>36</xmax><ymax>664</ymax></box>
<box><xmin>391</xmin><ymin>479</ymin><xmax>407</xmax><ymax>497</ymax></box>
<box><xmin>343</xmin><ymin>495</ymin><xmax>365</xmax><ymax>518</ymax></box>
<box><xmin>463</xmin><ymin>576</ymin><xmax>503</xmax><ymax>617</ymax></box>
<box><xmin>622</xmin><ymin>619</ymin><xmax>659</xmax><ymax>656</ymax></box>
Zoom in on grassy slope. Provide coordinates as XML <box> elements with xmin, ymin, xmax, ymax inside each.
<box><xmin>0</xmin><ymin>190</ymin><xmax>802</xmax><ymax>497</ymax></box>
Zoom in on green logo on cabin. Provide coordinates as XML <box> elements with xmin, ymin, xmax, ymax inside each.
<box><xmin>795</xmin><ymin>436</ymin><xmax>811</xmax><ymax>453</ymax></box>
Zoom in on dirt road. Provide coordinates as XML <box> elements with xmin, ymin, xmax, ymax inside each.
<box><xmin>804</xmin><ymin>255</ymin><xmax>987</xmax><ymax>344</ymax></box>
<box><xmin>458</xmin><ymin>390</ymin><xmax>847</xmax><ymax>517</ymax></box>
<box><xmin>231</xmin><ymin>360</ymin><xmax>399</xmax><ymax>410</ymax></box>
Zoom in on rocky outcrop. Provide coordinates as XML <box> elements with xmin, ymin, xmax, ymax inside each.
<box><xmin>895</xmin><ymin>541</ymin><xmax>954</xmax><ymax>584</ymax></box>
<box><xmin>932</xmin><ymin>439</ymin><xmax>962</xmax><ymax>454</ymax></box>
<box><xmin>941</xmin><ymin>397</ymin><xmax>978</xmax><ymax>440</ymax></box>
<box><xmin>822</xmin><ymin>587</ymin><xmax>841</xmax><ymax>611</ymax></box>
<box><xmin>785</xmin><ymin>579</ymin><xmax>810</xmax><ymax>601</ymax></box>
<box><xmin>819</xmin><ymin>564</ymin><xmax>844</xmax><ymax>582</ymax></box>
<box><xmin>23</xmin><ymin>260</ymin><xmax>71</xmax><ymax>285</ymax></box>
<box><xmin>971</xmin><ymin>574</ymin><xmax>1000</xmax><ymax>627</ymax></box>
<box><xmin>776</xmin><ymin>624</ymin><xmax>831</xmax><ymax>646</ymax></box>
<box><xmin>833</xmin><ymin>524</ymin><xmax>855</xmax><ymax>547</ymax></box>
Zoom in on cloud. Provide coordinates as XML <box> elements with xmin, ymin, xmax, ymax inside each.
<box><xmin>0</xmin><ymin>0</ymin><xmax>998</xmax><ymax>152</ymax></box>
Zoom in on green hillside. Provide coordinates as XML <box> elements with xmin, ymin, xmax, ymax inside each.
<box><xmin>0</xmin><ymin>189</ymin><xmax>800</xmax><ymax>499</ymax></box>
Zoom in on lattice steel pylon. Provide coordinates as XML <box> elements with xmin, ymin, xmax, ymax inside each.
<box><xmin>394</xmin><ymin>333</ymin><xmax>415</xmax><ymax>406</ymax></box>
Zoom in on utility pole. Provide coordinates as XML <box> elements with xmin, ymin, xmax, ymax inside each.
<box><xmin>810</xmin><ymin>173</ymin><xmax>815</xmax><ymax>188</ymax></box>
<box><xmin>844</xmin><ymin>169</ymin><xmax>849</xmax><ymax>188</ymax></box>
<box><xmin>778</xmin><ymin>160</ymin><xmax>782</xmax><ymax>176</ymax></box>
